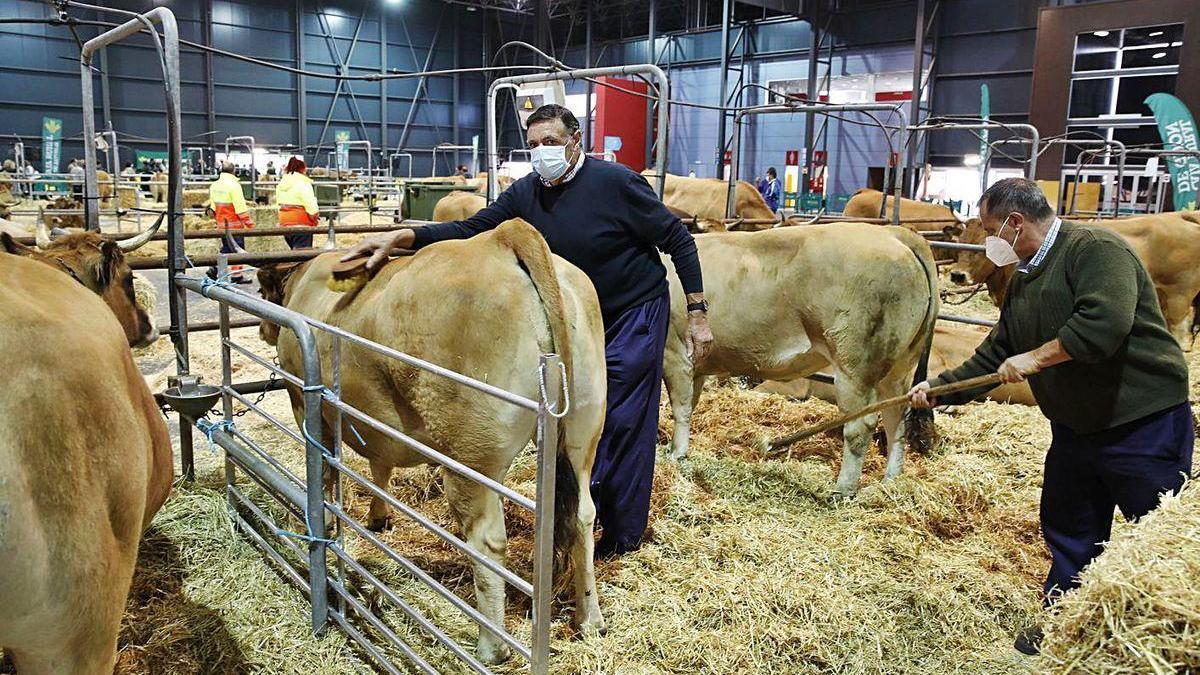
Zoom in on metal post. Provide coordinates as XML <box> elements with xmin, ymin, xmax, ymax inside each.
<box><xmin>530</xmin><ymin>353</ymin><xmax>561</xmax><ymax>675</ymax></box>
<box><xmin>296</xmin><ymin>0</ymin><xmax>308</xmax><ymax>158</ymax></box>
<box><xmin>802</xmin><ymin>6</ymin><xmax>821</xmax><ymax>204</ymax></box>
<box><xmin>380</xmin><ymin>3</ymin><xmax>388</xmax><ymax>168</ymax></box>
<box><xmin>714</xmin><ymin>0</ymin><xmax>732</xmax><ymax>178</ymax></box>
<box><xmin>584</xmin><ymin>3</ymin><xmax>593</xmax><ymax>152</ymax></box>
<box><xmin>218</xmin><ymin>254</ymin><xmax>235</xmax><ymax>506</ymax></box>
<box><xmin>204</xmin><ymin>0</ymin><xmax>216</xmax><ymax>141</ymax></box>
<box><xmin>79</xmin><ymin>3</ymin><xmax>188</xmax><ymax>474</ymax></box>
<box><xmin>644</xmin><ymin>0</ymin><xmax>657</xmax><ymax>171</ymax></box>
<box><xmin>906</xmin><ymin>0</ymin><xmax>927</xmax><ymax>198</ymax></box>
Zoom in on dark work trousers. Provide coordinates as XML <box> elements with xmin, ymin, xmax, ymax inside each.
<box><xmin>590</xmin><ymin>292</ymin><xmax>671</xmax><ymax>558</ymax></box>
<box><xmin>220</xmin><ymin>233</ymin><xmax>248</xmax><ymax>280</ymax></box>
<box><xmin>1041</xmin><ymin>401</ymin><xmax>1194</xmax><ymax>601</ymax></box>
<box><xmin>284</xmin><ymin>232</ymin><xmax>314</xmax><ymax>249</ymax></box>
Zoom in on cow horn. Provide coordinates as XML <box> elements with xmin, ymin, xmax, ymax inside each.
<box><xmin>35</xmin><ymin>211</ymin><xmax>52</xmax><ymax>249</ymax></box>
<box><xmin>115</xmin><ymin>211</ymin><xmax>165</xmax><ymax>251</ymax></box>
<box><xmin>952</xmin><ymin>210</ymin><xmax>967</xmax><ymax>224</ymax></box>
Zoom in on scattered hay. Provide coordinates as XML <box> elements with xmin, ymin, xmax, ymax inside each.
<box><xmin>126</xmin><ymin>327</ymin><xmax>1059</xmax><ymax>673</ymax></box>
<box><xmin>1038</xmin><ymin>481</ymin><xmax>1200</xmax><ymax>673</ymax></box>
<box><xmin>181</xmin><ymin>189</ymin><xmax>208</xmax><ymax>209</ymax></box>
<box><xmin>117</xmin><ymin>185</ymin><xmax>139</xmax><ymax>210</ymax></box>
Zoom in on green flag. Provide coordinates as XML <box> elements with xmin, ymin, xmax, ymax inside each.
<box><xmin>41</xmin><ymin>117</ymin><xmax>62</xmax><ymax>174</ymax></box>
<box><xmin>1144</xmin><ymin>93</ymin><xmax>1199</xmax><ymax>211</ymax></box>
<box><xmin>334</xmin><ymin>129</ymin><xmax>351</xmax><ymax>172</ymax></box>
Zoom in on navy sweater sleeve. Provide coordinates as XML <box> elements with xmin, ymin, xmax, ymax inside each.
<box><xmin>623</xmin><ymin>172</ymin><xmax>704</xmax><ymax>295</ymax></box>
<box><xmin>410</xmin><ymin>183</ymin><xmax>521</xmax><ymax>249</ymax></box>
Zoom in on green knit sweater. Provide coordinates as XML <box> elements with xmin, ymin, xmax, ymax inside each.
<box><xmin>931</xmin><ymin>220</ymin><xmax>1188</xmax><ymax>433</ymax></box>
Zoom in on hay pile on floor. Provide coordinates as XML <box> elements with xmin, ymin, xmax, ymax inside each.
<box><xmin>1038</xmin><ymin>480</ymin><xmax>1199</xmax><ymax>672</ymax></box>
<box><xmin>181</xmin><ymin>189</ymin><xmax>208</xmax><ymax>209</ymax></box>
<box><xmin>117</xmin><ymin>185</ymin><xmax>139</xmax><ymax>210</ymax></box>
<box><xmin>127</xmin><ymin>322</ymin><xmax>1059</xmax><ymax>674</ymax></box>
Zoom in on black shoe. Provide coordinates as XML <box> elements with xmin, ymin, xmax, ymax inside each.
<box><xmin>205</xmin><ymin>266</ymin><xmax>218</xmax><ymax>280</ymax></box>
<box><xmin>231</xmin><ymin>276</ymin><xmax>252</xmax><ymax>285</ymax></box>
<box><xmin>1014</xmin><ymin>626</ymin><xmax>1043</xmax><ymax>656</ymax></box>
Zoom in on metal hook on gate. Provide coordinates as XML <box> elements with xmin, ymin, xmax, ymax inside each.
<box><xmin>538</xmin><ymin>359</ymin><xmax>571</xmax><ymax>419</ymax></box>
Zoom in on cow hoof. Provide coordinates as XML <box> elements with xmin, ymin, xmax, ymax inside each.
<box><xmin>478</xmin><ymin>641</ymin><xmax>512</xmax><ymax>665</ymax></box>
<box><xmin>366</xmin><ymin>516</ymin><xmax>390</xmax><ymax>532</ymax></box>
<box><xmin>828</xmin><ymin>488</ymin><xmax>857</xmax><ymax>504</ymax></box>
<box><xmin>577</xmin><ymin>616</ymin><xmax>608</xmax><ymax>638</ymax></box>
<box><xmin>669</xmin><ymin>450</ymin><xmax>688</xmax><ymax>462</ymax></box>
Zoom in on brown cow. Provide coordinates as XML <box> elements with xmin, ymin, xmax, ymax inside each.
<box><xmin>842</xmin><ymin>188</ymin><xmax>965</xmax><ymax>226</ymax></box>
<box><xmin>642</xmin><ymin>169</ymin><xmax>777</xmax><ymax>230</ymax></box>
<box><xmin>0</xmin><ymin>223</ymin><xmax>170</xmax><ymax>674</ymax></box>
<box><xmin>756</xmin><ymin>323</ymin><xmax>1036</xmax><ymax>406</ymax></box>
<box><xmin>663</xmin><ymin>224</ymin><xmax>938</xmax><ymax>496</ymax></box>
<box><xmin>257</xmin><ymin>219</ymin><xmax>607</xmax><ymax>663</ymax></box>
<box><xmin>151</xmin><ymin>171</ymin><xmax>169</xmax><ymax>203</ymax></box>
<box><xmin>946</xmin><ymin>213</ymin><xmax>1200</xmax><ymax>344</ymax></box>
<box><xmin>431</xmin><ymin>189</ymin><xmax>487</xmax><ymax>222</ymax></box>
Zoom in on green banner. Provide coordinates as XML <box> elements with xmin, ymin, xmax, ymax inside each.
<box><xmin>334</xmin><ymin>129</ymin><xmax>351</xmax><ymax>172</ymax></box>
<box><xmin>41</xmin><ymin>117</ymin><xmax>62</xmax><ymax>174</ymax></box>
<box><xmin>135</xmin><ymin>150</ymin><xmax>169</xmax><ymax>168</ymax></box>
<box><xmin>1144</xmin><ymin>93</ymin><xmax>1200</xmax><ymax>211</ymax></box>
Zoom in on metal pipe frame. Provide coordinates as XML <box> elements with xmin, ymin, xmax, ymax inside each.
<box><xmin>486</xmin><ymin>64</ymin><xmax>670</xmax><ymax>202</ymax></box>
<box><xmin>728</xmin><ymin>102</ymin><xmax>909</xmax><ymax>224</ymax></box>
<box><xmin>388</xmin><ymin>152</ymin><xmax>414</xmax><ymax>178</ymax></box>
<box><xmin>222</xmin><ymin>135</ymin><xmax>256</xmax><ymax>195</ymax></box>
<box><xmin>169</xmin><ymin>270</ymin><xmax>560</xmax><ymax>673</ymax></box>
<box><xmin>992</xmin><ymin>136</ymin><xmax>1126</xmax><ymax>216</ymax></box>
<box><xmin>908</xmin><ymin>121</ymin><xmax>1040</xmax><ymax>179</ymax></box>
<box><xmin>430</xmin><ymin>143</ymin><xmax>478</xmax><ymax>177</ymax></box>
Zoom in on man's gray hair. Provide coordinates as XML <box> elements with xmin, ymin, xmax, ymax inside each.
<box><xmin>979</xmin><ymin>177</ymin><xmax>1054</xmax><ymax>222</ymax></box>
<box><xmin>220</xmin><ymin>160</ymin><xmax>236</xmax><ymax>174</ymax></box>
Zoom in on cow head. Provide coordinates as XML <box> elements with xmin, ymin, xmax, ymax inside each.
<box><xmin>256</xmin><ymin>260</ymin><xmax>306</xmax><ymax>345</ymax></box>
<box><xmin>0</xmin><ymin>217</ymin><xmax>162</xmax><ymax>347</ymax></box>
<box><xmin>944</xmin><ymin>217</ymin><xmax>1012</xmax><ymax>305</ymax></box>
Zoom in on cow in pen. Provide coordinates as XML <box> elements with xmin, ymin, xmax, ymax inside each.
<box><xmin>663</xmin><ymin>224</ymin><xmax>939</xmax><ymax>497</ymax></box>
<box><xmin>256</xmin><ymin>219</ymin><xmax>607</xmax><ymax>664</ymax></box>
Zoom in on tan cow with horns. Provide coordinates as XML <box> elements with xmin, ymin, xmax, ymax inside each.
<box><xmin>255</xmin><ymin>218</ymin><xmax>607</xmax><ymax>664</ymax></box>
<box><xmin>0</xmin><ymin>218</ymin><xmax>171</xmax><ymax>674</ymax></box>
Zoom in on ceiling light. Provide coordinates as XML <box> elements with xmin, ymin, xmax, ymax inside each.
<box><xmin>1149</xmin><ymin>31</ymin><xmax>1164</xmax><ymax>37</ymax></box>
<box><xmin>963</xmin><ymin>153</ymin><xmax>981</xmax><ymax>167</ymax></box>
<box><xmin>1152</xmin><ymin>52</ymin><xmax>1167</xmax><ymax>59</ymax></box>
<box><xmin>1093</xmin><ymin>30</ymin><xmax>1110</xmax><ymax>37</ymax></box>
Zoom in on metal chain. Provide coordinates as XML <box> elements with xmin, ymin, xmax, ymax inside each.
<box><xmin>940</xmin><ymin>283</ymin><xmax>986</xmax><ymax>306</ymax></box>
<box><xmin>232</xmin><ymin>361</ymin><xmax>279</xmax><ymax>417</ymax></box>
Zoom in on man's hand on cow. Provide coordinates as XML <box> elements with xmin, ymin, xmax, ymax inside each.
<box><xmin>998</xmin><ymin>351</ymin><xmax>1041</xmax><ymax>383</ymax></box>
<box><xmin>907</xmin><ymin>381</ymin><xmax>936</xmax><ymax>409</ymax></box>
<box><xmin>341</xmin><ymin>229</ymin><xmax>416</xmax><ymax>270</ymax></box>
<box><xmin>686</xmin><ymin>312</ymin><xmax>714</xmax><ymax>364</ymax></box>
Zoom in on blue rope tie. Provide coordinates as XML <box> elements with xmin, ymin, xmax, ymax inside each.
<box><xmin>195</xmin><ymin>418</ymin><xmax>235</xmax><ymax>454</ymax></box>
<box><xmin>275</xmin><ymin>528</ymin><xmax>335</xmax><ymax>546</ymax></box>
<box><xmin>302</xmin><ymin>384</ymin><xmax>368</xmax><ymax>449</ymax></box>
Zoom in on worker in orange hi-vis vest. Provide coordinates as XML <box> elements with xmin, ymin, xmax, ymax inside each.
<box><xmin>208</xmin><ymin>160</ymin><xmax>254</xmax><ymax>283</ymax></box>
<box><xmin>276</xmin><ymin>156</ymin><xmax>319</xmax><ymax>249</ymax></box>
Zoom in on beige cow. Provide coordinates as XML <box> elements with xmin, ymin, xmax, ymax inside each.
<box><xmin>946</xmin><ymin>213</ymin><xmax>1200</xmax><ymax>344</ymax></box>
<box><xmin>756</xmin><ymin>323</ymin><xmax>1036</xmax><ymax>406</ymax></box>
<box><xmin>643</xmin><ymin>169</ymin><xmax>777</xmax><ymax>229</ymax></box>
<box><xmin>432</xmin><ymin>189</ymin><xmax>487</xmax><ymax>221</ymax></box>
<box><xmin>0</xmin><ymin>225</ymin><xmax>171</xmax><ymax>674</ymax></box>
<box><xmin>663</xmin><ymin>224</ymin><xmax>938</xmax><ymax>496</ymax></box>
<box><xmin>256</xmin><ymin>219</ymin><xmax>607</xmax><ymax>663</ymax></box>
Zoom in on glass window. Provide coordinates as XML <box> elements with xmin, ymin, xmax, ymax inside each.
<box><xmin>1076</xmin><ymin>30</ymin><xmax>1121</xmax><ymax>51</ymax></box>
<box><xmin>1069</xmin><ymin>78</ymin><xmax>1113</xmax><ymax>119</ymax></box>
<box><xmin>1122</xmin><ymin>46</ymin><xmax>1180</xmax><ymax>68</ymax></box>
<box><xmin>1063</xmin><ymin>126</ymin><xmax>1109</xmax><ymax>165</ymax></box>
<box><xmin>1123</xmin><ymin>24</ymin><xmax>1183</xmax><ymax>48</ymax></box>
<box><xmin>1114</xmin><ymin>74</ymin><xmax>1177</xmax><ymax>114</ymax></box>
<box><xmin>1112</xmin><ymin>125</ymin><xmax>1166</xmax><ymax>162</ymax></box>
<box><xmin>1074</xmin><ymin>50</ymin><xmax>1118</xmax><ymax>72</ymax></box>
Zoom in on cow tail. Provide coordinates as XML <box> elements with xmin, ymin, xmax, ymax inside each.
<box><xmin>494</xmin><ymin>220</ymin><xmax>578</xmax><ymax>572</ymax></box>
<box><xmin>896</xmin><ymin>228</ymin><xmax>940</xmax><ymax>454</ymax></box>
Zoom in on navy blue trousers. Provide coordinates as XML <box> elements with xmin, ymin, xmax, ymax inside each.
<box><xmin>590</xmin><ymin>293</ymin><xmax>670</xmax><ymax>558</ymax></box>
<box><xmin>284</xmin><ymin>232</ymin><xmax>314</xmax><ymax>250</ymax></box>
<box><xmin>1042</xmin><ymin>402</ymin><xmax>1194</xmax><ymax>601</ymax></box>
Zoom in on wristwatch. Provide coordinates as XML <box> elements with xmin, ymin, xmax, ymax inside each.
<box><xmin>687</xmin><ymin>300</ymin><xmax>709</xmax><ymax>313</ymax></box>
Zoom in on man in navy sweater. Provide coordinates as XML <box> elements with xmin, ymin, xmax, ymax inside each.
<box><xmin>344</xmin><ymin>104</ymin><xmax>712</xmax><ymax>557</ymax></box>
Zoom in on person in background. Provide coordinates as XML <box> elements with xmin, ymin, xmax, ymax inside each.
<box><xmin>755</xmin><ymin>174</ymin><xmax>766</xmax><ymax>195</ymax></box>
<box><xmin>208</xmin><ymin>161</ymin><xmax>255</xmax><ymax>283</ymax></box>
<box><xmin>276</xmin><ymin>156</ymin><xmax>319</xmax><ymax>249</ymax></box>
<box><xmin>907</xmin><ymin>177</ymin><xmax>1193</xmax><ymax>656</ymax></box>
<box><xmin>265</xmin><ymin>161</ymin><xmax>277</xmax><ymax>178</ymax></box>
<box><xmin>761</xmin><ymin>167</ymin><xmax>781</xmax><ymax>212</ymax></box>
<box><xmin>455</xmin><ymin>164</ymin><xmax>472</xmax><ymax>180</ymax></box>
<box><xmin>120</xmin><ymin>161</ymin><xmax>136</xmax><ymax>178</ymax></box>
<box><xmin>68</xmin><ymin>159</ymin><xmax>84</xmax><ymax>200</ymax></box>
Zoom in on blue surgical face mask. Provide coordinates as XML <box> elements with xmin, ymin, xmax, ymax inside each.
<box><xmin>531</xmin><ymin>139</ymin><xmax>574</xmax><ymax>181</ymax></box>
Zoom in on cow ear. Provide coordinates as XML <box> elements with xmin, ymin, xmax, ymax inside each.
<box><xmin>942</xmin><ymin>223</ymin><xmax>963</xmax><ymax>238</ymax></box>
<box><xmin>1</xmin><ymin>232</ymin><xmax>32</xmax><ymax>256</ymax></box>
<box><xmin>96</xmin><ymin>239</ymin><xmax>122</xmax><ymax>287</ymax></box>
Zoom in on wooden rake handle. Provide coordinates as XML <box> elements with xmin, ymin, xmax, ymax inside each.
<box><xmin>765</xmin><ymin>373</ymin><xmax>1004</xmax><ymax>455</ymax></box>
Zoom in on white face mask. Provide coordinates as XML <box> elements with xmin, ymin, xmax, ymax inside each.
<box><xmin>531</xmin><ymin>140</ymin><xmax>574</xmax><ymax>181</ymax></box>
<box><xmin>985</xmin><ymin>219</ymin><xmax>1020</xmax><ymax>267</ymax></box>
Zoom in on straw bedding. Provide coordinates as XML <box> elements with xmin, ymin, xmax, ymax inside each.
<box><xmin>116</xmin><ymin>324</ymin><xmax>1081</xmax><ymax>674</ymax></box>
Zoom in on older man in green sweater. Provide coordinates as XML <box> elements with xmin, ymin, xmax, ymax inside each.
<box><xmin>909</xmin><ymin>178</ymin><xmax>1193</xmax><ymax>656</ymax></box>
